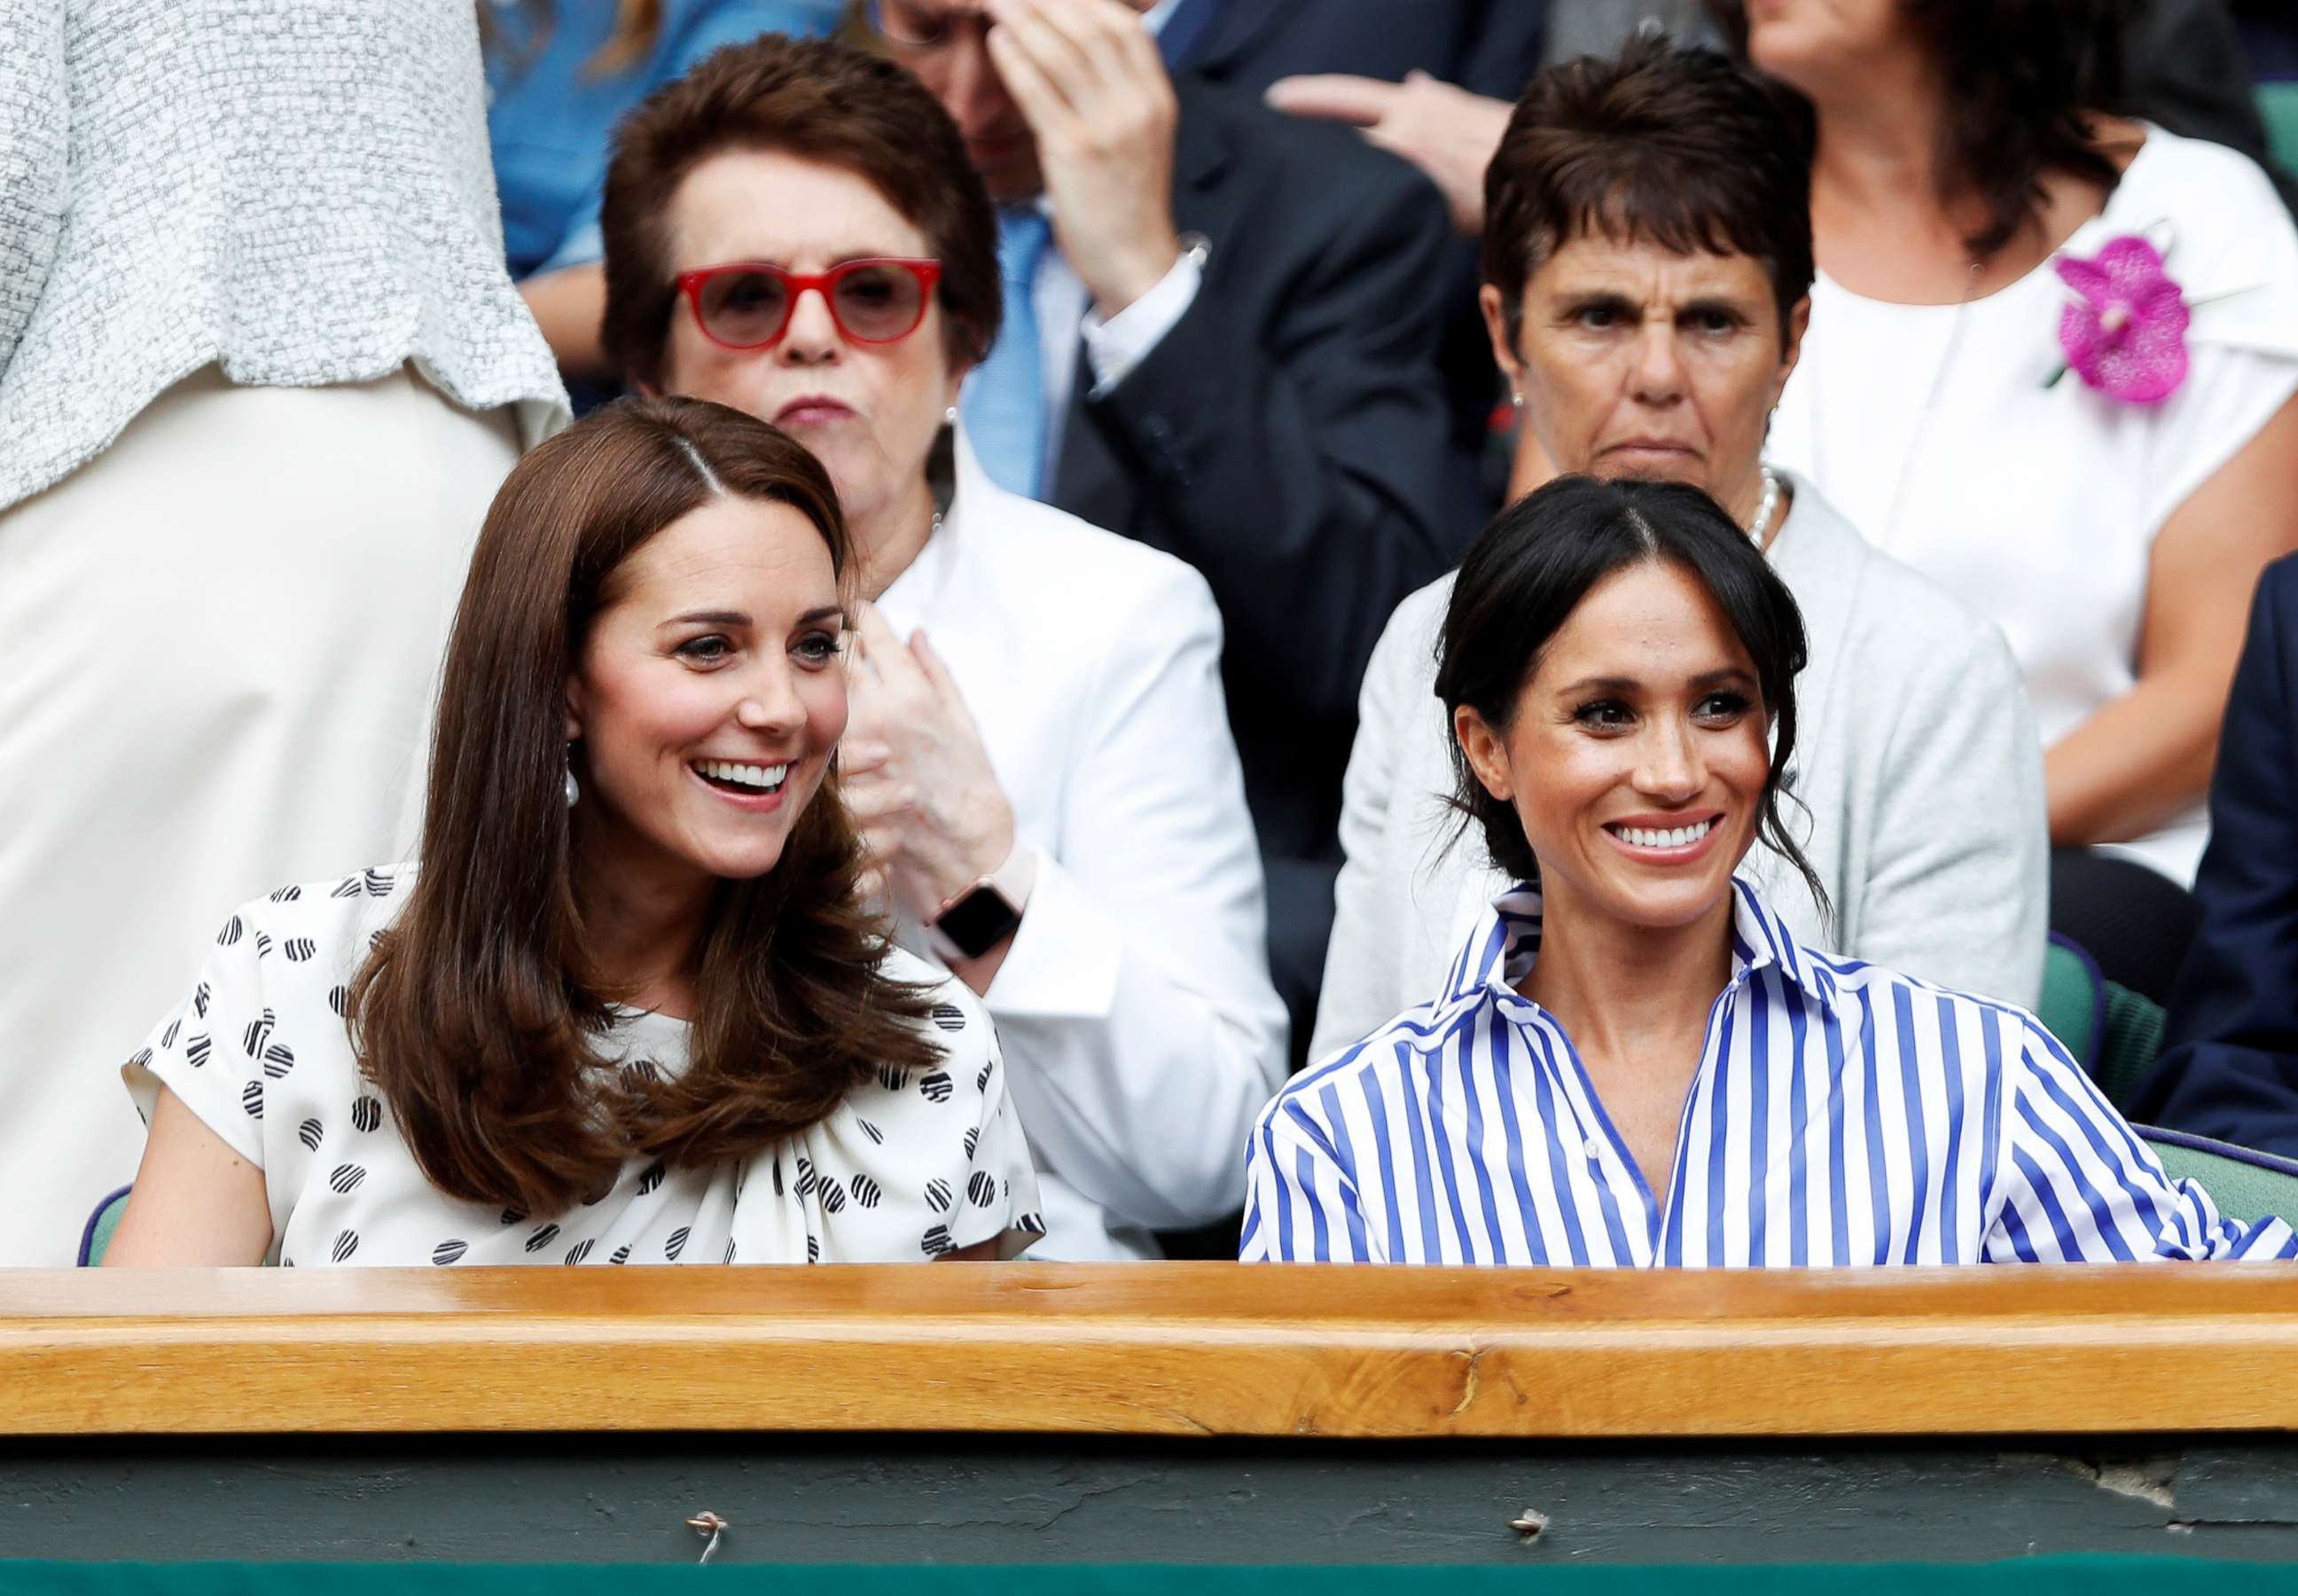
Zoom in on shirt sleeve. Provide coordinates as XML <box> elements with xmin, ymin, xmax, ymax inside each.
<box><xmin>1081</xmin><ymin>249</ymin><xmax>1203</xmax><ymax>396</ymax></box>
<box><xmin>122</xmin><ymin>903</ymin><xmax>278</xmax><ymax>1170</ymax></box>
<box><xmin>1239</xmin><ymin>1091</ymin><xmax>1382</xmax><ymax>1264</ymax></box>
<box><xmin>978</xmin><ymin>564</ymin><xmax>1288</xmax><ymax>1232</ymax></box>
<box><xmin>2141</xmin><ymin>343</ymin><xmax>2298</xmax><ymax>537</ymax></box>
<box><xmin>1983</xmin><ymin>1019</ymin><xmax>2298</xmax><ymax>1261</ymax></box>
<box><xmin>954</xmin><ymin>996</ymin><xmax>1048</xmax><ymax>1260</ymax></box>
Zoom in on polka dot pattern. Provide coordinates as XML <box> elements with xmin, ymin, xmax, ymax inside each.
<box><xmin>123</xmin><ymin>864</ymin><xmax>1044</xmax><ymax>1267</ymax></box>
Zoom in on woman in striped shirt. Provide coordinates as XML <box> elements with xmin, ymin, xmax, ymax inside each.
<box><xmin>1244</xmin><ymin>475</ymin><xmax>2296</xmax><ymax>1266</ymax></box>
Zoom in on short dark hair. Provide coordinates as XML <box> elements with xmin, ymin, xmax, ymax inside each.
<box><xmin>1434</xmin><ymin>474</ymin><xmax>1828</xmax><ymax>918</ymax></box>
<box><xmin>600</xmin><ymin>34</ymin><xmax>1001</xmax><ymax>388</ymax></box>
<box><xmin>1704</xmin><ymin>0</ymin><xmax>2128</xmax><ymax>261</ymax></box>
<box><xmin>1481</xmin><ymin>35</ymin><xmax>1815</xmax><ymax>348</ymax></box>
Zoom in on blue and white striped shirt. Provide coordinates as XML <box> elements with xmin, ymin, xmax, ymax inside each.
<box><xmin>1244</xmin><ymin>880</ymin><xmax>2297</xmax><ymax>1266</ymax></box>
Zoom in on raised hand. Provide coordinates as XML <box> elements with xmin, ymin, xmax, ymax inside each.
<box><xmin>840</xmin><ymin>602</ymin><xmax>1018</xmax><ymax>927</ymax></box>
<box><xmin>985</xmin><ymin>0</ymin><xmax>1182</xmax><ymax>317</ymax></box>
<box><xmin>1264</xmin><ymin>71</ymin><xmax>1511</xmax><ymax>237</ymax></box>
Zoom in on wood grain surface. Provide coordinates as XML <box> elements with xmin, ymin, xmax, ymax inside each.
<box><xmin>2</xmin><ymin>1263</ymin><xmax>2294</xmax><ymax>1438</ymax></box>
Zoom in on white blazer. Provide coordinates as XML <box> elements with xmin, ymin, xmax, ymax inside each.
<box><xmin>875</xmin><ymin>432</ymin><xmax>1288</xmax><ymax>1259</ymax></box>
<box><xmin>1309</xmin><ymin>470</ymin><xmax>2050</xmax><ymax>1062</ymax></box>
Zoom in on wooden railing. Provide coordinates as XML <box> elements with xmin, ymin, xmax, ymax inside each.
<box><xmin>3</xmin><ymin>1264</ymin><xmax>2295</xmax><ymax>1437</ymax></box>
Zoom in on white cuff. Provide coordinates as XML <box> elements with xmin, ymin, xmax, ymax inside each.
<box><xmin>979</xmin><ymin>852</ymin><xmax>1125</xmax><ymax>1021</ymax></box>
<box><xmin>1082</xmin><ymin>251</ymin><xmax>1202</xmax><ymax>397</ymax></box>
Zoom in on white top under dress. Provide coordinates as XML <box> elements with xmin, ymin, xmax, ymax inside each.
<box><xmin>121</xmin><ymin>864</ymin><xmax>1046</xmax><ymax>1266</ymax></box>
<box><xmin>1770</xmin><ymin>124</ymin><xmax>2298</xmax><ymax>883</ymax></box>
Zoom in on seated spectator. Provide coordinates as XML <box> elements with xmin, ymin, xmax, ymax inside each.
<box><xmin>1312</xmin><ymin>40</ymin><xmax>2044</xmax><ymax>1060</ymax></box>
<box><xmin>600</xmin><ymin>36</ymin><xmax>1286</xmax><ymax>1258</ymax></box>
<box><xmin>103</xmin><ymin>399</ymin><xmax>1043</xmax><ymax>1268</ymax></box>
<box><xmin>1246</xmin><ymin>476</ymin><xmax>2296</xmax><ymax>1265</ymax></box>
<box><xmin>0</xmin><ymin>0</ymin><xmax>566</xmax><ymax>1267</ymax></box>
<box><xmin>854</xmin><ymin>0</ymin><xmax>1463</xmax><ymax>1044</ymax></box>
<box><xmin>488</xmin><ymin>0</ymin><xmax>840</xmax><ymax>380</ymax></box>
<box><xmin>1726</xmin><ymin>0</ymin><xmax>2298</xmax><ymax>997</ymax></box>
<box><xmin>2132</xmin><ymin>554</ymin><xmax>2298</xmax><ymax>1155</ymax></box>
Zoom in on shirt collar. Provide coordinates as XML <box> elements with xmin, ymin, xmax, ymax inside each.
<box><xmin>1433</xmin><ymin>874</ymin><xmax>1838</xmax><ymax>1025</ymax></box>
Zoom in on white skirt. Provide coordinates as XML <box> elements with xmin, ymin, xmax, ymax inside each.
<box><xmin>0</xmin><ymin>364</ymin><xmax>521</xmax><ymax>1264</ymax></box>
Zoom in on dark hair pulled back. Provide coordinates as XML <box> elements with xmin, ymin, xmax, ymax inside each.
<box><xmin>1434</xmin><ymin>475</ymin><xmax>1829</xmax><ymax>919</ymax></box>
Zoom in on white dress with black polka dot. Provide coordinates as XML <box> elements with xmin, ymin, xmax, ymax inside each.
<box><xmin>122</xmin><ymin>864</ymin><xmax>1046</xmax><ymax>1266</ymax></box>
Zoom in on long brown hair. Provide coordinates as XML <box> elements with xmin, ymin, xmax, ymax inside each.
<box><xmin>349</xmin><ymin>395</ymin><xmax>942</xmax><ymax>1217</ymax></box>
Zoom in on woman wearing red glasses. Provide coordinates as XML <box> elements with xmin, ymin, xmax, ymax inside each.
<box><xmin>597</xmin><ymin>35</ymin><xmax>1286</xmax><ymax>1261</ymax></box>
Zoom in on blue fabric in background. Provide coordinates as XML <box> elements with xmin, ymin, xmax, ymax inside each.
<box><xmin>485</xmin><ymin>0</ymin><xmax>842</xmax><ymax>282</ymax></box>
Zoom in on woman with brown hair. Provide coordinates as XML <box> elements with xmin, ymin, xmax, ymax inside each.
<box><xmin>103</xmin><ymin>396</ymin><xmax>1043</xmax><ymax>1267</ymax></box>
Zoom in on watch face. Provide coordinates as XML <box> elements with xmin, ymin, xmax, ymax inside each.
<box><xmin>935</xmin><ymin>885</ymin><xmax>1024</xmax><ymax>960</ymax></box>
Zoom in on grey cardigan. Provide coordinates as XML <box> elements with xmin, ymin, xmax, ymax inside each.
<box><xmin>1309</xmin><ymin>471</ymin><xmax>2049</xmax><ymax>1061</ymax></box>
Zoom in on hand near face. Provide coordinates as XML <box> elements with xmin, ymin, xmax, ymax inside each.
<box><xmin>984</xmin><ymin>0</ymin><xmax>1182</xmax><ymax>316</ymax></box>
<box><xmin>841</xmin><ymin>602</ymin><xmax>1018</xmax><ymax>924</ymax></box>
<box><xmin>1263</xmin><ymin>71</ymin><xmax>1509</xmax><ymax>238</ymax></box>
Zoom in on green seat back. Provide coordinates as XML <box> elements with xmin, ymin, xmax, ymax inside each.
<box><xmin>78</xmin><ymin>1185</ymin><xmax>131</xmax><ymax>1267</ymax></box>
<box><xmin>2262</xmin><ymin>82</ymin><xmax>2298</xmax><ymax>176</ymax></box>
<box><xmin>2036</xmin><ymin>940</ymin><xmax>2100</xmax><ymax>1066</ymax></box>
<box><xmin>2034</xmin><ymin>939</ymin><xmax>2166</xmax><ymax>1115</ymax></box>
<box><xmin>2093</xmin><ymin>982</ymin><xmax>2168</xmax><ymax>1114</ymax></box>
<box><xmin>2144</xmin><ymin>1130</ymin><xmax>2298</xmax><ymax>1229</ymax></box>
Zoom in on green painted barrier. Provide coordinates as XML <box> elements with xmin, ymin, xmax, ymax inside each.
<box><xmin>2263</xmin><ymin>83</ymin><xmax>2298</xmax><ymax>176</ymax></box>
<box><xmin>0</xmin><ymin>1561</ymin><xmax>2286</xmax><ymax>1594</ymax></box>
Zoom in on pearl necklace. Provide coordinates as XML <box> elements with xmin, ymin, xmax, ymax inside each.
<box><xmin>1747</xmin><ymin>464</ymin><xmax>1781</xmax><ymax>548</ymax></box>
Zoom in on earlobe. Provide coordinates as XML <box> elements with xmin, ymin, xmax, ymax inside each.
<box><xmin>1778</xmin><ymin>293</ymin><xmax>1812</xmax><ymax>387</ymax></box>
<box><xmin>564</xmin><ymin>678</ymin><xmax>585</xmax><ymax>743</ymax></box>
<box><xmin>1478</xmin><ymin>285</ymin><xmax>1526</xmax><ymax>395</ymax></box>
<box><xmin>1453</xmin><ymin>705</ymin><xmax>1515</xmax><ymax>802</ymax></box>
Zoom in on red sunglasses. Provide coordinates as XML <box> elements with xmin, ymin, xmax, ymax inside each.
<box><xmin>674</xmin><ymin>258</ymin><xmax>943</xmax><ymax>351</ymax></box>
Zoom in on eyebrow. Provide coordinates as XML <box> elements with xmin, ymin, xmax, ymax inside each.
<box><xmin>1677</xmin><ymin>295</ymin><xmax>1754</xmax><ymax>320</ymax></box>
<box><xmin>657</xmin><ymin>606</ymin><xmax>847</xmax><ymax>630</ymax></box>
<box><xmin>1554</xmin><ymin>289</ymin><xmax>1639</xmax><ymax>315</ymax></box>
<box><xmin>1551</xmin><ymin>288</ymin><xmax>1756</xmax><ymax>316</ymax></box>
<box><xmin>1556</xmin><ymin>667</ymin><xmax>1757</xmax><ymax>695</ymax></box>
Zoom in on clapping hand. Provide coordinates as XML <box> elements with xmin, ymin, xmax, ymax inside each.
<box><xmin>1263</xmin><ymin>71</ymin><xmax>1511</xmax><ymax>237</ymax></box>
<box><xmin>840</xmin><ymin>603</ymin><xmax>1017</xmax><ymax>927</ymax></box>
<box><xmin>985</xmin><ymin>0</ymin><xmax>1182</xmax><ymax>317</ymax></box>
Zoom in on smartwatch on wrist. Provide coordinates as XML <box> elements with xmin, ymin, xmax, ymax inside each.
<box><xmin>925</xmin><ymin>849</ymin><xmax>1036</xmax><ymax>964</ymax></box>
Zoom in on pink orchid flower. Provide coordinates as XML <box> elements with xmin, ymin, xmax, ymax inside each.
<box><xmin>2053</xmin><ymin>234</ymin><xmax>2191</xmax><ymax>405</ymax></box>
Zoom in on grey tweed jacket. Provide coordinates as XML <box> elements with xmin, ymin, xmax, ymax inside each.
<box><xmin>0</xmin><ymin>0</ymin><xmax>566</xmax><ymax>511</ymax></box>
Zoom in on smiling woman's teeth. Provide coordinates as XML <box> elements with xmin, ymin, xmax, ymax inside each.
<box><xmin>698</xmin><ymin>759</ymin><xmax>787</xmax><ymax>792</ymax></box>
<box><xmin>1614</xmin><ymin>818</ymin><xmax>1717</xmax><ymax>849</ymax></box>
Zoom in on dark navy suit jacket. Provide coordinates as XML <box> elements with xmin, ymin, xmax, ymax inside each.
<box><xmin>2133</xmin><ymin>555</ymin><xmax>2298</xmax><ymax>1154</ymax></box>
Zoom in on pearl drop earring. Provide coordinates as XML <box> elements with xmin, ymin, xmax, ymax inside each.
<box><xmin>563</xmin><ymin>743</ymin><xmax>579</xmax><ymax>809</ymax></box>
<box><xmin>944</xmin><ymin>404</ymin><xmax>958</xmax><ymax>426</ymax></box>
